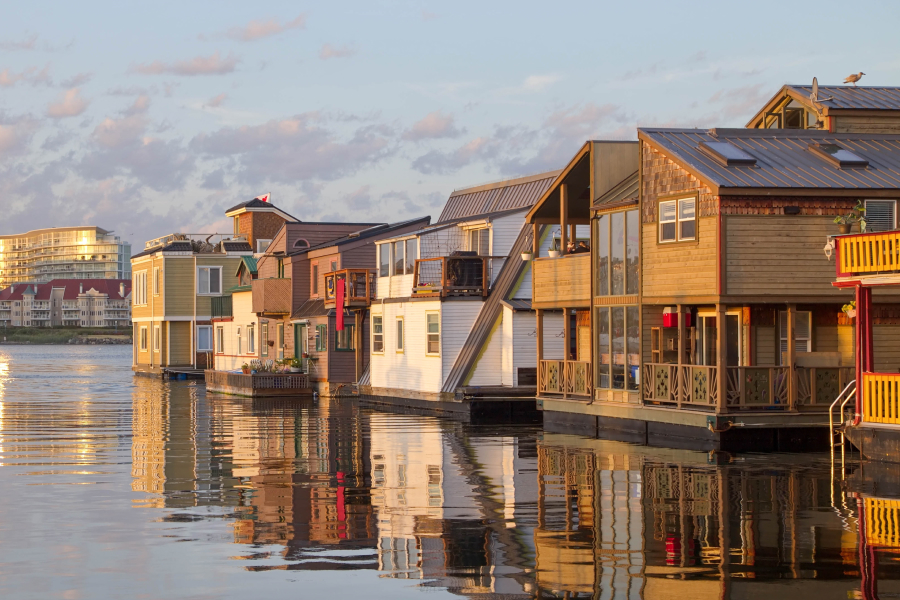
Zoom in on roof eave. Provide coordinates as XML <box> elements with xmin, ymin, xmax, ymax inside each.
<box><xmin>524</xmin><ymin>142</ymin><xmax>592</xmax><ymax>223</ymax></box>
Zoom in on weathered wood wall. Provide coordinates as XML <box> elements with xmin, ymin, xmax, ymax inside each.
<box><xmin>532</xmin><ymin>254</ymin><xmax>590</xmax><ymax>308</ymax></box>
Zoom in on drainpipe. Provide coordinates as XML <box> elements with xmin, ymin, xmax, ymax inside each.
<box><xmin>192</xmin><ymin>255</ymin><xmax>197</xmax><ymax>370</ymax></box>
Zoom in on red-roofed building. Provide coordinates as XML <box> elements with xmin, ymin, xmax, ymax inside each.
<box><xmin>0</xmin><ymin>279</ymin><xmax>131</xmax><ymax>328</ymax></box>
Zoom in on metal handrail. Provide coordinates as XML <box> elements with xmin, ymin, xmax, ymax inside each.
<box><xmin>828</xmin><ymin>379</ymin><xmax>858</xmax><ymax>436</ymax></box>
<box><xmin>829</xmin><ymin>379</ymin><xmax>857</xmax><ymax>494</ymax></box>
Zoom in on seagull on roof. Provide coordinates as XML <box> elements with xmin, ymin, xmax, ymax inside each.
<box><xmin>843</xmin><ymin>72</ymin><xmax>865</xmax><ymax>86</ymax></box>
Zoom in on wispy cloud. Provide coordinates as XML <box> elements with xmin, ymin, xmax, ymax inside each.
<box><xmin>224</xmin><ymin>15</ymin><xmax>306</xmax><ymax>41</ymax></box>
<box><xmin>132</xmin><ymin>51</ymin><xmax>239</xmax><ymax>76</ymax></box>
<box><xmin>0</xmin><ymin>34</ymin><xmax>38</xmax><ymax>51</ymax></box>
<box><xmin>0</xmin><ymin>65</ymin><xmax>52</xmax><ymax>87</ymax></box>
<box><xmin>61</xmin><ymin>72</ymin><xmax>92</xmax><ymax>88</ymax></box>
<box><xmin>521</xmin><ymin>74</ymin><xmax>561</xmax><ymax>92</ymax></box>
<box><xmin>319</xmin><ymin>44</ymin><xmax>357</xmax><ymax>60</ymax></box>
<box><xmin>204</xmin><ymin>93</ymin><xmax>228</xmax><ymax>108</ymax></box>
<box><xmin>403</xmin><ymin>111</ymin><xmax>464</xmax><ymax>141</ymax></box>
<box><xmin>47</xmin><ymin>88</ymin><xmax>89</xmax><ymax>118</ymax></box>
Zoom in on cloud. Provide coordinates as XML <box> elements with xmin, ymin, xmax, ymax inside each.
<box><xmin>0</xmin><ymin>34</ymin><xmax>38</xmax><ymax>51</ymax></box>
<box><xmin>201</xmin><ymin>168</ymin><xmax>226</xmax><ymax>189</ymax></box>
<box><xmin>190</xmin><ymin>114</ymin><xmax>393</xmax><ymax>184</ymax></box>
<box><xmin>403</xmin><ymin>111</ymin><xmax>464</xmax><ymax>141</ymax></box>
<box><xmin>226</xmin><ymin>15</ymin><xmax>305</xmax><ymax>41</ymax></box>
<box><xmin>47</xmin><ymin>88</ymin><xmax>89</xmax><ymax>118</ymax></box>
<box><xmin>0</xmin><ymin>65</ymin><xmax>52</xmax><ymax>87</ymax></box>
<box><xmin>0</xmin><ymin>119</ymin><xmax>38</xmax><ymax>159</ymax></box>
<box><xmin>412</xmin><ymin>137</ymin><xmax>493</xmax><ymax>175</ymax></box>
<box><xmin>61</xmin><ymin>72</ymin><xmax>92</xmax><ymax>87</ymax></box>
<box><xmin>132</xmin><ymin>52</ymin><xmax>239</xmax><ymax>76</ymax></box>
<box><xmin>521</xmin><ymin>74</ymin><xmax>561</xmax><ymax>92</ymax></box>
<box><xmin>319</xmin><ymin>44</ymin><xmax>357</xmax><ymax>60</ymax></box>
<box><xmin>707</xmin><ymin>83</ymin><xmax>769</xmax><ymax>119</ymax></box>
<box><xmin>204</xmin><ymin>93</ymin><xmax>227</xmax><ymax>108</ymax></box>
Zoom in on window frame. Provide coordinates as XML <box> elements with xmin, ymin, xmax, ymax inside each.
<box><xmin>215</xmin><ymin>326</ymin><xmax>224</xmax><ymax>353</ymax></box>
<box><xmin>425</xmin><ymin>312</ymin><xmax>440</xmax><ymax>356</ymax></box>
<box><xmin>139</xmin><ymin>326</ymin><xmax>148</xmax><ymax>351</ymax></box>
<box><xmin>261</xmin><ymin>322</ymin><xmax>268</xmax><ymax>356</ymax></box>
<box><xmin>396</xmin><ymin>317</ymin><xmax>404</xmax><ymax>353</ymax></box>
<box><xmin>197</xmin><ymin>325</ymin><xmax>213</xmax><ymax>352</ymax></box>
<box><xmin>311</xmin><ymin>263</ymin><xmax>319</xmax><ymax>296</ymax></box>
<box><xmin>335</xmin><ymin>324</ymin><xmax>356</xmax><ymax>352</ymax></box>
<box><xmin>372</xmin><ymin>315</ymin><xmax>384</xmax><ymax>354</ymax></box>
<box><xmin>152</xmin><ymin>266</ymin><xmax>160</xmax><ymax>296</ymax></box>
<box><xmin>197</xmin><ymin>266</ymin><xmax>223</xmax><ymax>295</ymax></box>
<box><xmin>378</xmin><ymin>244</ymin><xmax>390</xmax><ymax>278</ymax></box>
<box><xmin>315</xmin><ymin>324</ymin><xmax>327</xmax><ymax>352</ymax></box>
<box><xmin>467</xmin><ymin>227</ymin><xmax>490</xmax><ymax>255</ymax></box>
<box><xmin>392</xmin><ymin>240</ymin><xmax>404</xmax><ymax>276</ymax></box>
<box><xmin>779</xmin><ymin>310</ymin><xmax>812</xmax><ymax>365</ymax></box>
<box><xmin>247</xmin><ymin>324</ymin><xmax>255</xmax><ymax>354</ymax></box>
<box><xmin>154</xmin><ymin>325</ymin><xmax>160</xmax><ymax>353</ymax></box>
<box><xmin>277</xmin><ymin>322</ymin><xmax>284</xmax><ymax>359</ymax></box>
<box><xmin>657</xmin><ymin>195</ymin><xmax>698</xmax><ymax>244</ymax></box>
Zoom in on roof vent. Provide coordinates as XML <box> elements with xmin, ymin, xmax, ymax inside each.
<box><xmin>808</xmin><ymin>143</ymin><xmax>869</xmax><ymax>168</ymax></box>
<box><xmin>698</xmin><ymin>141</ymin><xmax>757</xmax><ymax>167</ymax></box>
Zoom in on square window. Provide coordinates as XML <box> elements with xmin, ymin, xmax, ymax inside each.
<box><xmin>198</xmin><ymin>266</ymin><xmax>222</xmax><ymax>294</ymax></box>
<box><xmin>659</xmin><ymin>198</ymin><xmax>696</xmax><ymax>242</ymax></box>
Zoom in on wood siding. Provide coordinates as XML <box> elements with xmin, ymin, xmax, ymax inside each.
<box><xmin>641</xmin><ymin>305</ymin><xmax>664</xmax><ymax>364</ymax></box>
<box><xmin>874</xmin><ymin>324</ymin><xmax>900</xmax><ymax>372</ymax></box>
<box><xmin>641</xmin><ymin>218</ymin><xmax>717</xmax><ymax>300</ymax></box>
<box><xmin>163</xmin><ymin>257</ymin><xmax>194</xmax><ymax>316</ymax></box>
<box><xmin>169</xmin><ymin>321</ymin><xmax>191</xmax><ymax>365</ymax></box>
<box><xmin>815</xmin><ymin>324</ymin><xmax>855</xmax><ymax>366</ymax></box>
<box><xmin>488</xmin><ymin>213</ymin><xmax>526</xmax><ymax>286</ymax></box>
<box><xmin>641</xmin><ymin>142</ymin><xmax>717</xmax><ymax>223</ymax></box>
<box><xmin>213</xmin><ymin>291</ymin><xmax>259</xmax><ymax>371</ymax></box>
<box><xmin>725</xmin><ymin>215</ymin><xmax>844</xmax><ymax>298</ymax></box>
<box><xmin>532</xmin><ymin>254</ymin><xmax>591</xmax><ymax>309</ymax></box>
<box><xmin>511</xmin><ymin>225</ymin><xmax>556</xmax><ymax>300</ymax></box>
<box><xmin>834</xmin><ymin>115</ymin><xmax>900</xmax><ymax>134</ymax></box>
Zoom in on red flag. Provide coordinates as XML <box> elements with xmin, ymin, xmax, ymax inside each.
<box><xmin>335</xmin><ymin>278</ymin><xmax>345</xmax><ymax>331</ymax></box>
<box><xmin>254</xmin><ymin>193</ymin><xmax>270</xmax><ymax>202</ymax></box>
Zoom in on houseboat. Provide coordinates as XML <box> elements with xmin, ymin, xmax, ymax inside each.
<box><xmin>529</xmin><ymin>86</ymin><xmax>900</xmax><ymax>450</ymax></box>
<box><xmin>364</xmin><ymin>171</ymin><xmax>561</xmax><ymax>409</ymax></box>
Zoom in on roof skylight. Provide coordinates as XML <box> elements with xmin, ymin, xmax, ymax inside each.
<box><xmin>698</xmin><ymin>141</ymin><xmax>757</xmax><ymax>166</ymax></box>
<box><xmin>809</xmin><ymin>143</ymin><xmax>869</xmax><ymax>168</ymax></box>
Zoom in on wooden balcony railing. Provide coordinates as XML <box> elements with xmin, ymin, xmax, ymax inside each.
<box><xmin>532</xmin><ymin>254</ymin><xmax>590</xmax><ymax>309</ymax></box>
<box><xmin>211</xmin><ymin>295</ymin><xmax>232</xmax><ymax>319</ymax></box>
<box><xmin>412</xmin><ymin>256</ymin><xmax>490</xmax><ymax>297</ymax></box>
<box><xmin>251</xmin><ymin>278</ymin><xmax>291</xmax><ymax>314</ymax></box>
<box><xmin>538</xmin><ymin>360</ymin><xmax>592</xmax><ymax>399</ymax></box>
<box><xmin>862</xmin><ymin>372</ymin><xmax>900</xmax><ymax>425</ymax></box>
<box><xmin>796</xmin><ymin>367</ymin><xmax>855</xmax><ymax>407</ymax></box>
<box><xmin>324</xmin><ymin>269</ymin><xmax>374</xmax><ymax>307</ymax></box>
<box><xmin>837</xmin><ymin>230</ymin><xmax>900</xmax><ymax>276</ymax></box>
<box><xmin>642</xmin><ymin>363</ymin><xmax>718</xmax><ymax>407</ymax></box>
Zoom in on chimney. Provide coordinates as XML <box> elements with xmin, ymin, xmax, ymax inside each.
<box><xmin>120</xmin><ymin>282</ymin><xmax>124</xmax><ymax>297</ymax></box>
<box><xmin>10</xmin><ymin>285</ymin><xmax>13</xmax><ymax>293</ymax></box>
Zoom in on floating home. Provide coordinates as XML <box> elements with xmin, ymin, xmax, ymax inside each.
<box><xmin>365</xmin><ymin>172</ymin><xmax>561</xmax><ymax>407</ymax></box>
<box><xmin>529</xmin><ymin>88</ymin><xmax>900</xmax><ymax>449</ymax></box>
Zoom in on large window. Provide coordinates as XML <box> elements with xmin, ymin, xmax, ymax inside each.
<box><xmin>316</xmin><ymin>324</ymin><xmax>327</xmax><ymax>351</ymax></box>
<box><xmin>378</xmin><ymin>244</ymin><xmax>390</xmax><ymax>277</ymax></box>
<box><xmin>335</xmin><ymin>324</ymin><xmax>355</xmax><ymax>351</ymax></box>
<box><xmin>393</xmin><ymin>241</ymin><xmax>404</xmax><ymax>275</ymax></box>
<box><xmin>133</xmin><ymin>271</ymin><xmax>147</xmax><ymax>305</ymax></box>
<box><xmin>659</xmin><ymin>198</ymin><xmax>695</xmax><ymax>243</ymax></box>
<box><xmin>372</xmin><ymin>316</ymin><xmax>384</xmax><ymax>353</ymax></box>
<box><xmin>468</xmin><ymin>228</ymin><xmax>490</xmax><ymax>255</ymax></box>
<box><xmin>595</xmin><ymin>210</ymin><xmax>639</xmax><ymax>297</ymax></box>
<box><xmin>139</xmin><ymin>326</ymin><xmax>148</xmax><ymax>351</ymax></box>
<box><xmin>779</xmin><ymin>311</ymin><xmax>812</xmax><ymax>364</ymax></box>
<box><xmin>197</xmin><ymin>325</ymin><xmax>212</xmax><ymax>351</ymax></box>
<box><xmin>405</xmin><ymin>239</ymin><xmax>417</xmax><ymax>274</ymax></box>
<box><xmin>197</xmin><ymin>266</ymin><xmax>222</xmax><ymax>295</ymax></box>
<box><xmin>596</xmin><ymin>306</ymin><xmax>639</xmax><ymax>391</ymax></box>
<box><xmin>426</xmin><ymin>313</ymin><xmax>440</xmax><ymax>354</ymax></box>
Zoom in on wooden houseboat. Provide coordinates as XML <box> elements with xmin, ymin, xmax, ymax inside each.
<box><xmin>531</xmin><ymin>122</ymin><xmax>900</xmax><ymax>449</ymax></box>
<box><xmin>365</xmin><ymin>171</ymin><xmax>561</xmax><ymax>407</ymax></box>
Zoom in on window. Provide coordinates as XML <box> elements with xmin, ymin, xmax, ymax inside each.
<box><xmin>256</xmin><ymin>239</ymin><xmax>272</xmax><ymax>253</ymax></box>
<box><xmin>779</xmin><ymin>311</ymin><xmax>812</xmax><ymax>364</ymax></box>
<box><xmin>468</xmin><ymin>228</ymin><xmax>490</xmax><ymax>255</ymax></box>
<box><xmin>139</xmin><ymin>326</ymin><xmax>148</xmax><ymax>351</ymax></box>
<box><xmin>316</xmin><ymin>324</ymin><xmax>327</xmax><ymax>351</ymax></box>
<box><xmin>248</xmin><ymin>324</ymin><xmax>255</xmax><ymax>354</ymax></box>
<box><xmin>372</xmin><ymin>315</ymin><xmax>384</xmax><ymax>353</ymax></box>
<box><xmin>277</xmin><ymin>259</ymin><xmax>284</xmax><ymax>278</ymax></box>
<box><xmin>216</xmin><ymin>326</ymin><xmax>224</xmax><ymax>353</ymax></box>
<box><xmin>378</xmin><ymin>244</ymin><xmax>390</xmax><ymax>277</ymax></box>
<box><xmin>396</xmin><ymin>317</ymin><xmax>404</xmax><ymax>352</ymax></box>
<box><xmin>261</xmin><ymin>323</ymin><xmax>268</xmax><ymax>356</ymax></box>
<box><xmin>426</xmin><ymin>313</ymin><xmax>440</xmax><ymax>354</ymax></box>
<box><xmin>133</xmin><ymin>271</ymin><xmax>147</xmax><ymax>305</ymax></box>
<box><xmin>154</xmin><ymin>325</ymin><xmax>160</xmax><ymax>353</ymax></box>
<box><xmin>293</xmin><ymin>238</ymin><xmax>310</xmax><ymax>250</ymax></box>
<box><xmin>405</xmin><ymin>239</ymin><xmax>417</xmax><ymax>274</ymax></box>
<box><xmin>596</xmin><ymin>210</ymin><xmax>639</xmax><ymax>297</ymax></box>
<box><xmin>392</xmin><ymin>241</ymin><xmax>404</xmax><ymax>275</ymax></box>
<box><xmin>152</xmin><ymin>267</ymin><xmax>160</xmax><ymax>295</ymax></box>
<box><xmin>330</xmin><ymin>259</ymin><xmax>338</xmax><ymax>273</ymax></box>
<box><xmin>312</xmin><ymin>264</ymin><xmax>318</xmax><ymax>295</ymax></box>
<box><xmin>277</xmin><ymin>323</ymin><xmax>284</xmax><ymax>359</ymax></box>
<box><xmin>865</xmin><ymin>200</ymin><xmax>897</xmax><ymax>232</ymax></box>
<box><xmin>595</xmin><ymin>305</ymin><xmax>640</xmax><ymax>391</ymax></box>
<box><xmin>236</xmin><ymin>326</ymin><xmax>242</xmax><ymax>355</ymax></box>
<box><xmin>659</xmin><ymin>198</ymin><xmax>695</xmax><ymax>243</ymax></box>
<box><xmin>197</xmin><ymin>325</ymin><xmax>212</xmax><ymax>351</ymax></box>
<box><xmin>336</xmin><ymin>324</ymin><xmax>355</xmax><ymax>351</ymax></box>
<box><xmin>197</xmin><ymin>266</ymin><xmax>222</xmax><ymax>295</ymax></box>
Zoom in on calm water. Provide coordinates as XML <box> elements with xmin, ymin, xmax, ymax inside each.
<box><xmin>0</xmin><ymin>345</ymin><xmax>897</xmax><ymax>599</ymax></box>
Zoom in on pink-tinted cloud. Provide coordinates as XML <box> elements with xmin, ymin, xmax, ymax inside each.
<box><xmin>319</xmin><ymin>44</ymin><xmax>357</xmax><ymax>60</ymax></box>
<box><xmin>133</xmin><ymin>51</ymin><xmax>239</xmax><ymax>76</ymax></box>
<box><xmin>403</xmin><ymin>111</ymin><xmax>463</xmax><ymax>141</ymax></box>
<box><xmin>204</xmin><ymin>93</ymin><xmax>227</xmax><ymax>108</ymax></box>
<box><xmin>0</xmin><ymin>65</ymin><xmax>51</xmax><ymax>87</ymax></box>
<box><xmin>226</xmin><ymin>15</ymin><xmax>305</xmax><ymax>41</ymax></box>
<box><xmin>47</xmin><ymin>88</ymin><xmax>89</xmax><ymax>118</ymax></box>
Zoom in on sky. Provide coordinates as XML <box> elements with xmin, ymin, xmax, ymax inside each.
<box><xmin>1</xmin><ymin>0</ymin><xmax>899</xmax><ymax>248</ymax></box>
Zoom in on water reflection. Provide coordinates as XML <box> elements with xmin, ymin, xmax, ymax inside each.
<box><xmin>1</xmin><ymin>346</ymin><xmax>898</xmax><ymax>599</ymax></box>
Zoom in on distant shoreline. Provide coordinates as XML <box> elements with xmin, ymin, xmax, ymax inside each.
<box><xmin>0</xmin><ymin>328</ymin><xmax>132</xmax><ymax>345</ymax></box>
<box><xmin>0</xmin><ymin>337</ymin><xmax>132</xmax><ymax>345</ymax></box>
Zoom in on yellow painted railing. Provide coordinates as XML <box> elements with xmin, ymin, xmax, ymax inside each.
<box><xmin>866</xmin><ymin>497</ymin><xmax>900</xmax><ymax>547</ymax></box>
<box><xmin>862</xmin><ymin>372</ymin><xmax>900</xmax><ymax>424</ymax></box>
<box><xmin>839</xmin><ymin>231</ymin><xmax>900</xmax><ymax>274</ymax></box>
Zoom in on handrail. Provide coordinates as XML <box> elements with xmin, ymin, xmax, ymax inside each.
<box><xmin>828</xmin><ymin>379</ymin><xmax>858</xmax><ymax>435</ymax></box>
<box><xmin>828</xmin><ymin>379</ymin><xmax>857</xmax><ymax>486</ymax></box>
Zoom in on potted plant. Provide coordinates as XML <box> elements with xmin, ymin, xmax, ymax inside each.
<box><xmin>842</xmin><ymin>301</ymin><xmax>856</xmax><ymax>320</ymax></box>
<box><xmin>547</xmin><ymin>237</ymin><xmax>560</xmax><ymax>258</ymax></box>
<box><xmin>834</xmin><ymin>200</ymin><xmax>866</xmax><ymax>234</ymax></box>
<box><xmin>301</xmin><ymin>352</ymin><xmax>309</xmax><ymax>359</ymax></box>
<box><xmin>241</xmin><ymin>363</ymin><xmax>250</xmax><ymax>375</ymax></box>
<box><xmin>289</xmin><ymin>357</ymin><xmax>302</xmax><ymax>373</ymax></box>
<box><xmin>521</xmin><ymin>250</ymin><xmax>533</xmax><ymax>261</ymax></box>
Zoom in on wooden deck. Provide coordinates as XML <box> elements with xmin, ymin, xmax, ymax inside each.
<box><xmin>205</xmin><ymin>370</ymin><xmax>313</xmax><ymax>398</ymax></box>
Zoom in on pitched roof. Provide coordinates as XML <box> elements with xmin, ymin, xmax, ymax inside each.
<box><xmin>236</xmin><ymin>256</ymin><xmax>258</xmax><ymax>276</ymax></box>
<box><xmin>131</xmin><ymin>240</ymin><xmax>193</xmax><ymax>259</ymax></box>
<box><xmin>224</xmin><ymin>198</ymin><xmax>299</xmax><ymax>221</ymax></box>
<box><xmin>290</xmin><ymin>217</ymin><xmax>432</xmax><ymax>256</ymax></box>
<box><xmin>791</xmin><ymin>85</ymin><xmax>900</xmax><ymax>111</ymax></box>
<box><xmin>291</xmin><ymin>298</ymin><xmax>326</xmax><ymax>320</ymax></box>
<box><xmin>438</xmin><ymin>171</ymin><xmax>561</xmax><ymax>223</ymax></box>
<box><xmin>638</xmin><ymin>128</ymin><xmax>900</xmax><ymax>193</ymax></box>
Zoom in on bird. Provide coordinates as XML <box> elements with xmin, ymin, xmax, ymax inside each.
<box><xmin>844</xmin><ymin>72</ymin><xmax>865</xmax><ymax>86</ymax></box>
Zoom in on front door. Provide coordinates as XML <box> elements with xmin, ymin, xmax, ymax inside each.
<box><xmin>697</xmin><ymin>312</ymin><xmax>741</xmax><ymax>366</ymax></box>
<box><xmin>294</xmin><ymin>324</ymin><xmax>308</xmax><ymax>372</ymax></box>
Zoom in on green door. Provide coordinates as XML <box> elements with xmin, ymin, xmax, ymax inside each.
<box><xmin>294</xmin><ymin>324</ymin><xmax>308</xmax><ymax>372</ymax></box>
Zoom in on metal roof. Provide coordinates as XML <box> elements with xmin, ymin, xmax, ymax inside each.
<box><xmin>592</xmin><ymin>171</ymin><xmax>638</xmax><ymax>209</ymax></box>
<box><xmin>291</xmin><ymin>298</ymin><xmax>326</xmax><ymax>320</ymax></box>
<box><xmin>638</xmin><ymin>128</ymin><xmax>900</xmax><ymax>192</ymax></box>
<box><xmin>500</xmin><ymin>299</ymin><xmax>532</xmax><ymax>311</ymax></box>
<box><xmin>789</xmin><ymin>85</ymin><xmax>900</xmax><ymax>111</ymax></box>
<box><xmin>295</xmin><ymin>216</ymin><xmax>431</xmax><ymax>255</ymax></box>
<box><xmin>437</xmin><ymin>171</ymin><xmax>560</xmax><ymax>223</ymax></box>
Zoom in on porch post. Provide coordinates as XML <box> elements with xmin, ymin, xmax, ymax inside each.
<box><xmin>787</xmin><ymin>303</ymin><xmax>796</xmax><ymax>410</ymax></box>
<box><xmin>532</xmin><ymin>223</ymin><xmax>539</xmax><ymax>257</ymax></box>
<box><xmin>563</xmin><ymin>308</ymin><xmax>571</xmax><ymax>399</ymax></box>
<box><xmin>560</xmin><ymin>183</ymin><xmax>568</xmax><ymax>256</ymax></box>
<box><xmin>864</xmin><ymin>287</ymin><xmax>874</xmax><ymax>372</ymax></box>
<box><xmin>536</xmin><ymin>309</ymin><xmax>544</xmax><ymax>393</ymax></box>
<box><xmin>716</xmin><ymin>303</ymin><xmax>726</xmax><ymax>413</ymax></box>
<box><xmin>677</xmin><ymin>304</ymin><xmax>684</xmax><ymax>408</ymax></box>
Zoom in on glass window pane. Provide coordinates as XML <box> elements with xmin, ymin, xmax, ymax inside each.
<box><xmin>626</xmin><ymin>306</ymin><xmax>639</xmax><ymax>391</ymax></box>
<box><xmin>660</xmin><ymin>222</ymin><xmax>676</xmax><ymax>242</ymax></box>
<box><xmin>611</xmin><ymin>307</ymin><xmax>625</xmax><ymax>390</ymax></box>
<box><xmin>597</xmin><ymin>307</ymin><xmax>609</xmax><ymax>389</ymax></box>
<box><xmin>397</xmin><ymin>319</ymin><xmax>404</xmax><ymax>350</ymax></box>
<box><xmin>625</xmin><ymin>210</ymin><xmax>639</xmax><ymax>295</ymax></box>
<box><xmin>199</xmin><ymin>268</ymin><xmax>209</xmax><ymax>294</ymax></box>
<box><xmin>659</xmin><ymin>200</ymin><xmax>677</xmax><ymax>222</ymax></box>
<box><xmin>379</xmin><ymin>245</ymin><xmax>390</xmax><ymax>277</ymax></box>
<box><xmin>679</xmin><ymin>199</ymin><xmax>696</xmax><ymax>240</ymax></box>
<box><xmin>611</xmin><ymin>212</ymin><xmax>624</xmax><ymax>295</ymax></box>
<box><xmin>426</xmin><ymin>314</ymin><xmax>439</xmax><ymax>333</ymax></box>
<box><xmin>405</xmin><ymin>239</ymin><xmax>417</xmax><ymax>274</ymax></box>
<box><xmin>479</xmin><ymin>230</ymin><xmax>489</xmax><ymax>254</ymax></box>
<box><xmin>596</xmin><ymin>215</ymin><xmax>609</xmax><ymax>296</ymax></box>
<box><xmin>393</xmin><ymin>241</ymin><xmax>404</xmax><ymax>275</ymax></box>
<box><xmin>209</xmin><ymin>268</ymin><xmax>220</xmax><ymax>294</ymax></box>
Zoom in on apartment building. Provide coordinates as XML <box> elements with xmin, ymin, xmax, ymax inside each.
<box><xmin>0</xmin><ymin>279</ymin><xmax>131</xmax><ymax>327</ymax></box>
<box><xmin>0</xmin><ymin>226</ymin><xmax>131</xmax><ymax>287</ymax></box>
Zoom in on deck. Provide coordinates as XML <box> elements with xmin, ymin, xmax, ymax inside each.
<box><xmin>205</xmin><ymin>370</ymin><xmax>313</xmax><ymax>398</ymax></box>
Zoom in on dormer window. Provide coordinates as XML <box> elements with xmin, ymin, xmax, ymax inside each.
<box><xmin>809</xmin><ymin>143</ymin><xmax>869</xmax><ymax>168</ymax></box>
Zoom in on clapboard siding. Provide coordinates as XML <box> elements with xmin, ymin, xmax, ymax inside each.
<box><xmin>532</xmin><ymin>254</ymin><xmax>591</xmax><ymax>308</ymax></box>
<box><xmin>213</xmin><ymin>291</ymin><xmax>259</xmax><ymax>371</ymax></box>
<box><xmin>489</xmin><ymin>212</ymin><xmax>526</xmax><ymax>285</ymax></box>
<box><xmin>835</xmin><ymin>115</ymin><xmax>900</xmax><ymax>134</ymax></box>
<box><xmin>642</xmin><ymin>218</ymin><xmax>717</xmax><ymax>299</ymax></box>
<box><xmin>369</xmin><ymin>301</ymin><xmax>443</xmax><ymax>393</ymax></box>
<box><xmin>467</xmin><ymin>313</ymin><xmax>502</xmax><ymax>386</ymax></box>
<box><xmin>170</xmin><ymin>321</ymin><xmax>191</xmax><ymax>365</ymax></box>
<box><xmin>512</xmin><ymin>225</ymin><xmax>557</xmax><ymax>300</ymax></box>
<box><xmin>725</xmin><ymin>215</ymin><xmax>844</xmax><ymax>297</ymax></box>
<box><xmin>441</xmin><ymin>302</ymin><xmax>481</xmax><ymax>387</ymax></box>
<box><xmin>164</xmin><ymin>258</ymin><xmax>195</xmax><ymax>316</ymax></box>
<box><xmin>290</xmin><ymin>255</ymin><xmax>311</xmax><ymax>311</ymax></box>
<box><xmin>815</xmin><ymin>324</ymin><xmax>855</xmax><ymax>366</ymax></box>
<box><xmin>756</xmin><ymin>326</ymin><xmax>776</xmax><ymax>365</ymax></box>
<box><xmin>501</xmin><ymin>306</ymin><xmax>515</xmax><ymax>386</ymax></box>
<box><xmin>195</xmin><ymin>256</ymin><xmax>241</xmax><ymax>317</ymax></box>
<box><xmin>541</xmin><ymin>311</ymin><xmax>565</xmax><ymax>360</ymax></box>
<box><xmin>641</xmin><ymin>305</ymin><xmax>664</xmax><ymax>364</ymax></box>
<box><xmin>327</xmin><ymin>314</ymin><xmax>359</xmax><ymax>383</ymax></box>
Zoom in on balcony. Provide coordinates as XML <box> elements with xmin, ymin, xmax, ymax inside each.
<box><xmin>532</xmin><ymin>254</ymin><xmax>590</xmax><ymax>309</ymax></box>
<box><xmin>251</xmin><ymin>278</ymin><xmax>291</xmax><ymax>315</ymax></box>
<box><xmin>211</xmin><ymin>295</ymin><xmax>233</xmax><ymax>319</ymax></box>
<box><xmin>324</xmin><ymin>269</ymin><xmax>375</xmax><ymax>308</ymax></box>
<box><xmin>836</xmin><ymin>230</ymin><xmax>900</xmax><ymax>278</ymax></box>
<box><xmin>413</xmin><ymin>256</ymin><xmax>490</xmax><ymax>298</ymax></box>
<box><xmin>862</xmin><ymin>372</ymin><xmax>900</xmax><ymax>425</ymax></box>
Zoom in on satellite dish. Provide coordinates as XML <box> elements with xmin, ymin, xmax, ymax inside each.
<box><xmin>810</xmin><ymin>76</ymin><xmax>833</xmax><ymax>104</ymax></box>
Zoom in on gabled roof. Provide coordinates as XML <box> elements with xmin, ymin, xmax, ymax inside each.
<box><xmin>638</xmin><ymin>127</ymin><xmax>900</xmax><ymax>194</ymax></box>
<box><xmin>291</xmin><ymin>217</ymin><xmax>432</xmax><ymax>256</ymax></box>
<box><xmin>374</xmin><ymin>206</ymin><xmax>535</xmax><ymax>245</ymax></box>
<box><xmin>747</xmin><ymin>85</ymin><xmax>900</xmax><ymax>127</ymax></box>
<box><xmin>234</xmin><ymin>256</ymin><xmax>258</xmax><ymax>277</ymax></box>
<box><xmin>438</xmin><ymin>171</ymin><xmax>561</xmax><ymax>223</ymax></box>
<box><xmin>224</xmin><ymin>197</ymin><xmax>299</xmax><ymax>221</ymax></box>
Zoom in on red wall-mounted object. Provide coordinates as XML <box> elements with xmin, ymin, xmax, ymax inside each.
<box><xmin>662</xmin><ymin>308</ymin><xmax>692</xmax><ymax>328</ymax></box>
